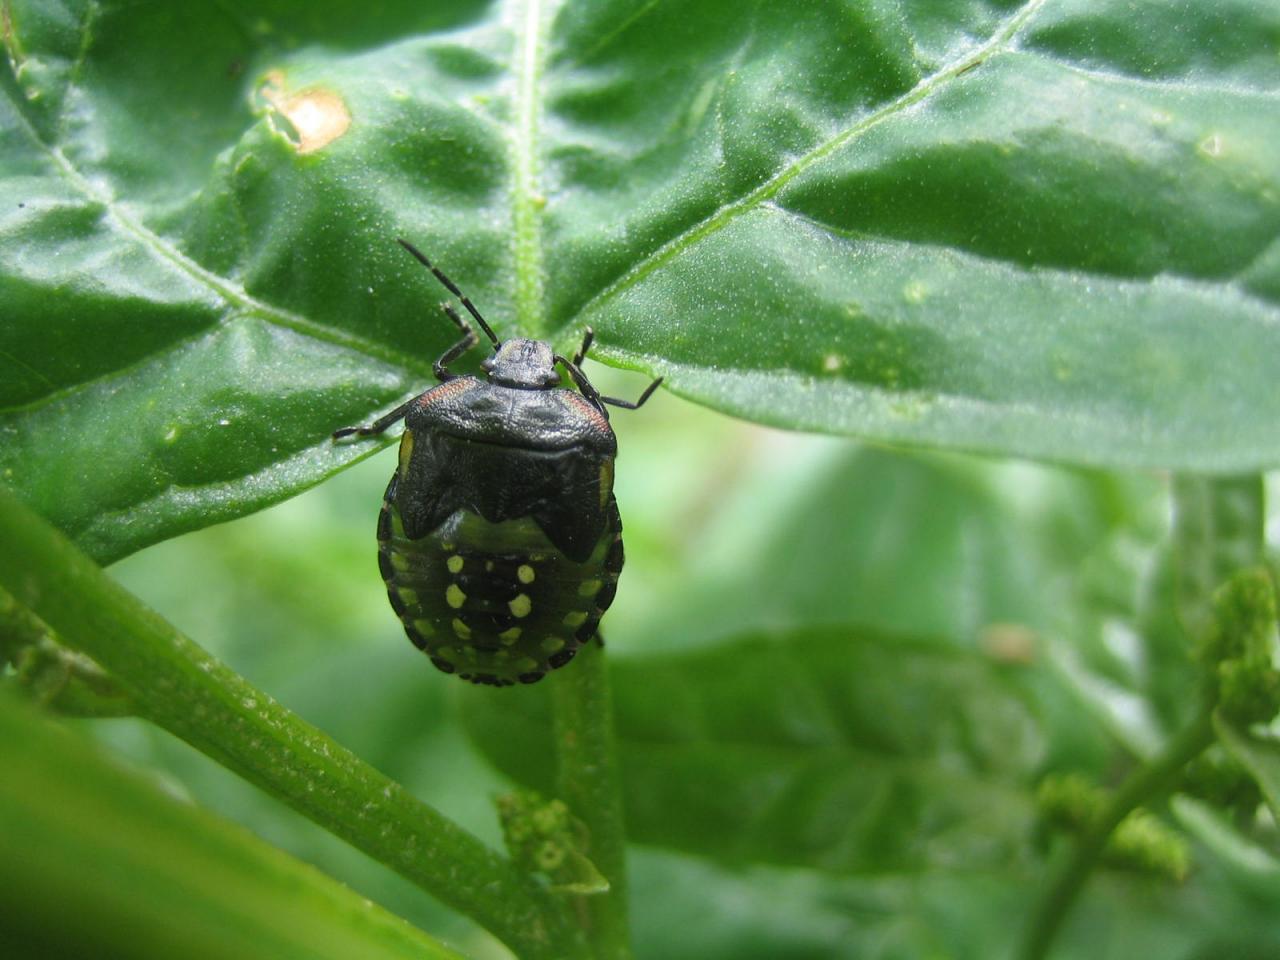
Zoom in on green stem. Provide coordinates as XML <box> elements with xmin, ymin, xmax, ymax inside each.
<box><xmin>0</xmin><ymin>486</ymin><xmax>585</xmax><ymax>960</ymax></box>
<box><xmin>550</xmin><ymin>640</ymin><xmax>632</xmax><ymax>959</ymax></box>
<box><xmin>0</xmin><ymin>585</ymin><xmax>134</xmax><ymax>716</ymax></box>
<box><xmin>1017</xmin><ymin>707</ymin><xmax>1215</xmax><ymax>960</ymax></box>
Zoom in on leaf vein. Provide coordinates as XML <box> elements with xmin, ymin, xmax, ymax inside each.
<box><xmin>2</xmin><ymin>88</ymin><xmax>433</xmax><ymax>380</ymax></box>
<box><xmin>578</xmin><ymin>0</ymin><xmax>665</xmax><ymax>63</ymax></box>
<box><xmin>565</xmin><ymin>0</ymin><xmax>1048</xmax><ymax>336</ymax></box>
<box><xmin>53</xmin><ymin>0</ymin><xmax>99</xmax><ymax>147</ymax></box>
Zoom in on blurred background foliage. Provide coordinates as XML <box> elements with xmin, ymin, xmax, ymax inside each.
<box><xmin>89</xmin><ymin>368</ymin><xmax>1280</xmax><ymax>957</ymax></box>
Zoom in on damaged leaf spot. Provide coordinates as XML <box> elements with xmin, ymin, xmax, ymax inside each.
<box><xmin>256</xmin><ymin>70</ymin><xmax>350</xmax><ymax>155</ymax></box>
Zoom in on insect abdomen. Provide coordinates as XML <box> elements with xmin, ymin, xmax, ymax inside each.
<box><xmin>377</xmin><ymin>476</ymin><xmax>623</xmax><ymax>685</ymax></box>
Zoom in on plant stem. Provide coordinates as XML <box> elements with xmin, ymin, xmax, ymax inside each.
<box><xmin>0</xmin><ymin>585</ymin><xmax>134</xmax><ymax>716</ymax></box>
<box><xmin>0</xmin><ymin>486</ymin><xmax>586</xmax><ymax>960</ymax></box>
<box><xmin>550</xmin><ymin>639</ymin><xmax>632</xmax><ymax>959</ymax></box>
<box><xmin>1017</xmin><ymin>707</ymin><xmax>1215</xmax><ymax>960</ymax></box>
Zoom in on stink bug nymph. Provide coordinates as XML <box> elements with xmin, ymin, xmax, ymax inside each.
<box><xmin>333</xmin><ymin>240</ymin><xmax>661</xmax><ymax>686</ymax></box>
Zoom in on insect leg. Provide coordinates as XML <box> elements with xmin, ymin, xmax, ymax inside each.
<box><xmin>332</xmin><ymin>398</ymin><xmax>416</xmax><ymax>440</ymax></box>
<box><xmin>554</xmin><ymin>354</ymin><xmax>606</xmax><ymax>412</ymax></box>
<box><xmin>434</xmin><ymin>303</ymin><xmax>479</xmax><ymax>381</ymax></box>
<box><xmin>572</xmin><ymin>326</ymin><xmax>594</xmax><ymax>367</ymax></box>
<box><xmin>556</xmin><ymin>350</ymin><xmax>663</xmax><ymax>412</ymax></box>
<box><xmin>600</xmin><ymin>376</ymin><xmax>663</xmax><ymax>410</ymax></box>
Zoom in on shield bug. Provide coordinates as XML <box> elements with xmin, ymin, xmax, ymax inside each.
<box><xmin>333</xmin><ymin>240</ymin><xmax>661</xmax><ymax>686</ymax></box>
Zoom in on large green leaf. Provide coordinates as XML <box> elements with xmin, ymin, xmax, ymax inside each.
<box><xmin>4</xmin><ymin>0</ymin><xmax>1279</xmax><ymax>562</ymax></box>
<box><xmin>464</xmin><ymin>628</ymin><xmax>1044</xmax><ymax>874</ymax></box>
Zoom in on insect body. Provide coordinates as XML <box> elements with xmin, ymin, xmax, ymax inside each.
<box><xmin>334</xmin><ymin>240</ymin><xmax>661</xmax><ymax>685</ymax></box>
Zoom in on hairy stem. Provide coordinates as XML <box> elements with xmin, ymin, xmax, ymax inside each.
<box><xmin>0</xmin><ymin>487</ymin><xmax>586</xmax><ymax>960</ymax></box>
<box><xmin>551</xmin><ymin>640</ymin><xmax>632</xmax><ymax>959</ymax></box>
<box><xmin>1017</xmin><ymin>707</ymin><xmax>1215</xmax><ymax>960</ymax></box>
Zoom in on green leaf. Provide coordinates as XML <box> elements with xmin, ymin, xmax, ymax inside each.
<box><xmin>465</xmin><ymin>628</ymin><xmax>1044</xmax><ymax>873</ymax></box>
<box><xmin>4</xmin><ymin>1</ymin><xmax>1280</xmax><ymax>560</ymax></box>
<box><xmin>0</xmin><ymin>693</ymin><xmax>465</xmax><ymax>960</ymax></box>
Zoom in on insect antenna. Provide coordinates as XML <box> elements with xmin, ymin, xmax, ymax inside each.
<box><xmin>397</xmin><ymin>238</ymin><xmax>501</xmax><ymax>349</ymax></box>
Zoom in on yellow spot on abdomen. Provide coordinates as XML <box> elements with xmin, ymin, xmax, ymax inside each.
<box><xmin>451</xmin><ymin>618</ymin><xmax>471</xmax><ymax>639</ymax></box>
<box><xmin>517</xmin><ymin>564</ymin><xmax>536</xmax><ymax>584</ymax></box>
<box><xmin>412</xmin><ymin>618</ymin><xmax>435</xmax><ymax>636</ymax></box>
<box><xmin>577</xmin><ymin>580</ymin><xmax>602</xmax><ymax>598</ymax></box>
<box><xmin>398</xmin><ymin>588</ymin><xmax>419</xmax><ymax>606</ymax></box>
<box><xmin>541</xmin><ymin>636</ymin><xmax>565</xmax><ymax>653</ymax></box>
<box><xmin>562</xmin><ymin>611</ymin><xmax>588</xmax><ymax>628</ymax></box>
<box><xmin>499</xmin><ymin>627</ymin><xmax>522</xmax><ymax>645</ymax></box>
<box><xmin>398</xmin><ymin>429</ymin><xmax>415</xmax><ymax>475</ymax></box>
<box><xmin>446</xmin><ymin>584</ymin><xmax>466</xmax><ymax>609</ymax></box>
<box><xmin>447</xmin><ymin>555</ymin><xmax>464</xmax><ymax>574</ymax></box>
<box><xmin>599</xmin><ymin>461</ymin><xmax>614</xmax><ymax>508</ymax></box>
<box><xmin>509</xmin><ymin>594</ymin><xmax>532</xmax><ymax>618</ymax></box>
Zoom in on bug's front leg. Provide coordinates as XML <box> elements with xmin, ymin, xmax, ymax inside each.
<box><xmin>332</xmin><ymin>398</ymin><xmax>416</xmax><ymax>440</ymax></box>
<box><xmin>564</xmin><ymin>326</ymin><xmax>664</xmax><ymax>410</ymax></box>
<box><xmin>433</xmin><ymin>303</ymin><xmax>479</xmax><ymax>381</ymax></box>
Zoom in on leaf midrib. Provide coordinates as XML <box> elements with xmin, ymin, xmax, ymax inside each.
<box><xmin>510</xmin><ymin>0</ymin><xmax>551</xmax><ymax>336</ymax></box>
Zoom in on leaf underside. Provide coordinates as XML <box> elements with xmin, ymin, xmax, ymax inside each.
<box><xmin>3</xmin><ymin>0</ymin><xmax>1279</xmax><ymax>559</ymax></box>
